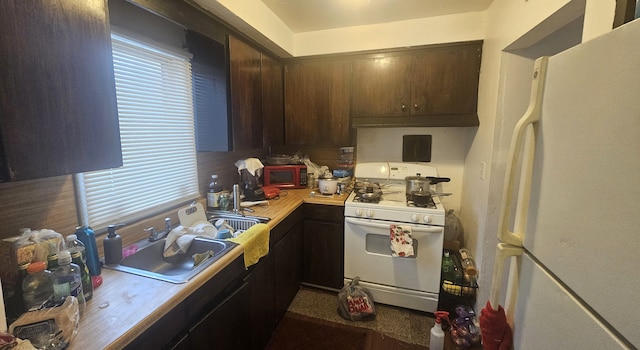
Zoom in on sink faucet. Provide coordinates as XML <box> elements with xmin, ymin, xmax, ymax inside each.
<box><xmin>232</xmin><ymin>183</ymin><xmax>244</xmax><ymax>216</ymax></box>
<box><xmin>145</xmin><ymin>217</ymin><xmax>172</xmax><ymax>242</ymax></box>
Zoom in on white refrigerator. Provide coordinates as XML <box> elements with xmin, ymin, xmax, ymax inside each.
<box><xmin>488</xmin><ymin>19</ymin><xmax>640</xmax><ymax>349</ymax></box>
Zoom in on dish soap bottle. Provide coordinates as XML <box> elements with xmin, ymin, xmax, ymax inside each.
<box><xmin>104</xmin><ymin>224</ymin><xmax>125</xmax><ymax>265</ymax></box>
<box><xmin>429</xmin><ymin>311</ymin><xmax>449</xmax><ymax>350</ymax></box>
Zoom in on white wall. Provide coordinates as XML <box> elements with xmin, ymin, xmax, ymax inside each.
<box><xmin>356</xmin><ymin>127</ymin><xmax>470</xmax><ymax>214</ymax></box>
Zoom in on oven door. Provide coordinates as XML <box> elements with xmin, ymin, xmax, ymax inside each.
<box><xmin>344</xmin><ymin>217</ymin><xmax>444</xmax><ymax>294</ymax></box>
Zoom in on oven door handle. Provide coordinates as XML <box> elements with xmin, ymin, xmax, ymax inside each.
<box><xmin>345</xmin><ymin>217</ymin><xmax>442</xmax><ymax>233</ymax></box>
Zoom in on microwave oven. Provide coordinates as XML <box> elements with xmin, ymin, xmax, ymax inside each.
<box><xmin>263</xmin><ymin>165</ymin><xmax>307</xmax><ymax>189</ymax></box>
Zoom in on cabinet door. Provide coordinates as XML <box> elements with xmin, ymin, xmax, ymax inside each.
<box><xmin>302</xmin><ymin>204</ymin><xmax>345</xmax><ymax>289</ymax></box>
<box><xmin>229</xmin><ymin>35</ymin><xmax>263</xmax><ymax>150</ymax></box>
<box><xmin>273</xmin><ymin>220</ymin><xmax>303</xmax><ymax>322</ymax></box>
<box><xmin>0</xmin><ymin>0</ymin><xmax>122</xmax><ymax>182</ymax></box>
<box><xmin>261</xmin><ymin>53</ymin><xmax>284</xmax><ymax>147</ymax></box>
<box><xmin>189</xmin><ymin>280</ymin><xmax>251</xmax><ymax>350</ymax></box>
<box><xmin>284</xmin><ymin>60</ymin><xmax>352</xmax><ymax>146</ymax></box>
<box><xmin>248</xmin><ymin>253</ymin><xmax>276</xmax><ymax>350</ymax></box>
<box><xmin>411</xmin><ymin>43</ymin><xmax>481</xmax><ymax>116</ymax></box>
<box><xmin>351</xmin><ymin>55</ymin><xmax>413</xmax><ymax>117</ymax></box>
<box><xmin>303</xmin><ymin>219</ymin><xmax>344</xmax><ymax>289</ymax></box>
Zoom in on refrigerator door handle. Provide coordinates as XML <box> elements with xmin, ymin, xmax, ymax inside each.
<box><xmin>489</xmin><ymin>243</ymin><xmax>523</xmax><ymax>310</ymax></box>
<box><xmin>498</xmin><ymin>57</ymin><xmax>549</xmax><ymax>246</ymax></box>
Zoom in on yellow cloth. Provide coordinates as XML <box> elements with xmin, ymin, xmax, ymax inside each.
<box><xmin>228</xmin><ymin>223</ymin><xmax>270</xmax><ymax>268</ymax></box>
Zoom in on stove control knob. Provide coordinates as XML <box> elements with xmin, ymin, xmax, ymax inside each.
<box><xmin>423</xmin><ymin>215</ymin><xmax>432</xmax><ymax>223</ymax></box>
<box><xmin>355</xmin><ymin>208</ymin><xmax>364</xmax><ymax>217</ymax></box>
<box><xmin>366</xmin><ymin>210</ymin><xmax>374</xmax><ymax>218</ymax></box>
<box><xmin>411</xmin><ymin>214</ymin><xmax>419</xmax><ymax>222</ymax></box>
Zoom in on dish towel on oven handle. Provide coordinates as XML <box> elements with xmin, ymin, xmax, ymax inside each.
<box><xmin>390</xmin><ymin>224</ymin><xmax>414</xmax><ymax>257</ymax></box>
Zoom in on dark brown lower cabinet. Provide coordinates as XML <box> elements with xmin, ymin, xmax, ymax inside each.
<box><xmin>189</xmin><ymin>280</ymin><xmax>251</xmax><ymax>349</ymax></box>
<box><xmin>274</xmin><ymin>219</ymin><xmax>303</xmax><ymax>323</ymax></box>
<box><xmin>127</xmin><ymin>207</ymin><xmax>305</xmax><ymax>349</ymax></box>
<box><xmin>247</xmin><ymin>252</ymin><xmax>276</xmax><ymax>350</ymax></box>
<box><xmin>302</xmin><ymin>204</ymin><xmax>345</xmax><ymax>289</ymax></box>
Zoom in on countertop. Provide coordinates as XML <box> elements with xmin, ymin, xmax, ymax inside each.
<box><xmin>69</xmin><ymin>188</ymin><xmax>348</xmax><ymax>349</ymax></box>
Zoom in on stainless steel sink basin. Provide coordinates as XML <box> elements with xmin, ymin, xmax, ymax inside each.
<box><xmin>105</xmin><ymin>237</ymin><xmax>237</xmax><ymax>284</ymax></box>
<box><xmin>105</xmin><ymin>213</ymin><xmax>269</xmax><ymax>283</ymax></box>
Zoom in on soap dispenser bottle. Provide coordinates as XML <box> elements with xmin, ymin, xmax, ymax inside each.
<box><xmin>104</xmin><ymin>224</ymin><xmax>125</xmax><ymax>265</ymax></box>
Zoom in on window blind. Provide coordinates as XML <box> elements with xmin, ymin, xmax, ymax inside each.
<box><xmin>75</xmin><ymin>32</ymin><xmax>199</xmax><ymax>231</ymax></box>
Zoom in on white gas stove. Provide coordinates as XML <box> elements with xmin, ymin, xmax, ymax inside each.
<box><xmin>343</xmin><ymin>162</ymin><xmax>448</xmax><ymax>313</ymax></box>
<box><xmin>344</xmin><ymin>162</ymin><xmax>447</xmax><ymax>226</ymax></box>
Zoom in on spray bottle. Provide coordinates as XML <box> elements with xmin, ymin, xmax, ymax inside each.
<box><xmin>429</xmin><ymin>311</ymin><xmax>450</xmax><ymax>350</ymax></box>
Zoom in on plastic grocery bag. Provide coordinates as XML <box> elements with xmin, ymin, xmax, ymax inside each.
<box><xmin>444</xmin><ymin>209</ymin><xmax>464</xmax><ymax>242</ymax></box>
<box><xmin>337</xmin><ymin>277</ymin><xmax>376</xmax><ymax>321</ymax></box>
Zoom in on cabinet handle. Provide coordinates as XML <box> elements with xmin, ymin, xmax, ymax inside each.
<box><xmin>414</xmin><ymin>104</ymin><xmax>420</xmax><ymax>110</ymax></box>
<box><xmin>401</xmin><ymin>104</ymin><xmax>407</xmax><ymax>111</ymax></box>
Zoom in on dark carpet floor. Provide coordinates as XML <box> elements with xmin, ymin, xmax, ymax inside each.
<box><xmin>265</xmin><ymin>312</ymin><xmax>427</xmax><ymax>350</ymax></box>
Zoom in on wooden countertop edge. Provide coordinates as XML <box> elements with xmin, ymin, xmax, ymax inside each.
<box><xmin>101</xmin><ymin>247</ymin><xmax>244</xmax><ymax>350</ymax></box>
<box><xmin>69</xmin><ymin>189</ymin><xmax>348</xmax><ymax>349</ymax></box>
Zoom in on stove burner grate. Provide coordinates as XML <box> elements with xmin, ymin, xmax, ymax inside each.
<box><xmin>352</xmin><ymin>195</ymin><xmax>381</xmax><ymax>204</ymax></box>
<box><xmin>407</xmin><ymin>199</ymin><xmax>436</xmax><ymax>209</ymax></box>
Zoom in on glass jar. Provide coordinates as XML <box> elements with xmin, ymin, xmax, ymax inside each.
<box><xmin>218</xmin><ymin>191</ymin><xmax>230</xmax><ymax>211</ymax></box>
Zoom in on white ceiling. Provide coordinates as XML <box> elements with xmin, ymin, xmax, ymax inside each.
<box><xmin>260</xmin><ymin>0</ymin><xmax>494</xmax><ymax>33</ymax></box>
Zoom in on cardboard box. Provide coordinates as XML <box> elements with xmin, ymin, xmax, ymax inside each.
<box><xmin>0</xmin><ymin>237</ymin><xmax>36</xmax><ymax>285</ymax></box>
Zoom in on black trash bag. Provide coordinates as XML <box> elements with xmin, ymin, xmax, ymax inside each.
<box><xmin>337</xmin><ymin>277</ymin><xmax>376</xmax><ymax>321</ymax></box>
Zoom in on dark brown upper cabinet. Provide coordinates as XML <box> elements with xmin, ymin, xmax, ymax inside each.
<box><xmin>284</xmin><ymin>59</ymin><xmax>353</xmax><ymax>146</ymax></box>
<box><xmin>0</xmin><ymin>0</ymin><xmax>122</xmax><ymax>182</ymax></box>
<box><xmin>261</xmin><ymin>53</ymin><xmax>285</xmax><ymax>147</ymax></box>
<box><xmin>351</xmin><ymin>41</ymin><xmax>482</xmax><ymax>127</ymax></box>
<box><xmin>229</xmin><ymin>35</ymin><xmax>264</xmax><ymax>151</ymax></box>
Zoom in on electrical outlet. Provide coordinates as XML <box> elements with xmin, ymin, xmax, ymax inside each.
<box><xmin>480</xmin><ymin>161</ymin><xmax>486</xmax><ymax>180</ymax></box>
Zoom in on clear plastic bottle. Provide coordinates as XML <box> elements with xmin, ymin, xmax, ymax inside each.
<box><xmin>70</xmin><ymin>250</ymin><xmax>93</xmax><ymax>301</ymax></box>
<box><xmin>459</xmin><ymin>248</ymin><xmax>478</xmax><ymax>277</ymax></box>
<box><xmin>207</xmin><ymin>175</ymin><xmax>223</xmax><ymax>209</ymax></box>
<box><xmin>51</xmin><ymin>250</ymin><xmax>85</xmax><ymax>315</ymax></box>
<box><xmin>66</xmin><ymin>234</ymin><xmax>93</xmax><ymax>300</ymax></box>
<box><xmin>22</xmin><ymin>261</ymin><xmax>54</xmax><ymax>311</ymax></box>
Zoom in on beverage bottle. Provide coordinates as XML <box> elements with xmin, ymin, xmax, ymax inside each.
<box><xmin>22</xmin><ymin>261</ymin><xmax>54</xmax><ymax>311</ymax></box>
<box><xmin>74</xmin><ymin>226</ymin><xmax>101</xmax><ymax>276</ymax></box>
<box><xmin>207</xmin><ymin>175</ymin><xmax>223</xmax><ymax>209</ymax></box>
<box><xmin>52</xmin><ymin>250</ymin><xmax>85</xmax><ymax>315</ymax></box>
<box><xmin>66</xmin><ymin>234</ymin><xmax>93</xmax><ymax>300</ymax></box>
<box><xmin>459</xmin><ymin>248</ymin><xmax>478</xmax><ymax>277</ymax></box>
<box><xmin>70</xmin><ymin>250</ymin><xmax>93</xmax><ymax>301</ymax></box>
<box><xmin>441</xmin><ymin>251</ymin><xmax>456</xmax><ymax>282</ymax></box>
<box><xmin>47</xmin><ymin>252</ymin><xmax>59</xmax><ymax>270</ymax></box>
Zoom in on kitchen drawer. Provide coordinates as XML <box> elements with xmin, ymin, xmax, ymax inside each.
<box><xmin>303</xmin><ymin>203</ymin><xmax>344</xmax><ymax>222</ymax></box>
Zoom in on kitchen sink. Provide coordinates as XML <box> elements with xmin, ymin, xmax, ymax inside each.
<box><xmin>104</xmin><ymin>237</ymin><xmax>237</xmax><ymax>284</ymax></box>
<box><xmin>104</xmin><ymin>213</ymin><xmax>269</xmax><ymax>283</ymax></box>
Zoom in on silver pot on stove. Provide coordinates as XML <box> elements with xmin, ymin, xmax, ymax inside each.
<box><xmin>405</xmin><ymin>174</ymin><xmax>451</xmax><ymax>202</ymax></box>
